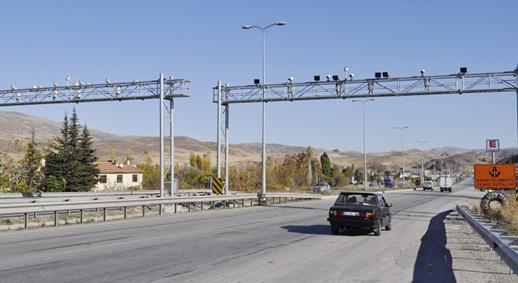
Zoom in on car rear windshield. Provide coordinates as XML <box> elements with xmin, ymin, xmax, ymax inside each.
<box><xmin>335</xmin><ymin>193</ymin><xmax>378</xmax><ymax>206</ymax></box>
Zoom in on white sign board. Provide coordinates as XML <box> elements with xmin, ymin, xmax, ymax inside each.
<box><xmin>486</xmin><ymin>139</ymin><xmax>500</xmax><ymax>152</ymax></box>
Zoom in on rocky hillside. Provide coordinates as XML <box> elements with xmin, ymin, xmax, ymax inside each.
<box><xmin>0</xmin><ymin>110</ymin><xmax>515</xmax><ymax>170</ymax></box>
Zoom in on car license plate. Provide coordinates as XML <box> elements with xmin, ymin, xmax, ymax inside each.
<box><xmin>342</xmin><ymin>211</ymin><xmax>359</xmax><ymax>216</ymax></box>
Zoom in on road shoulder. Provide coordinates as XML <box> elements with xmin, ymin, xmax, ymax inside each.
<box><xmin>445</xmin><ymin>211</ymin><xmax>516</xmax><ymax>282</ymax></box>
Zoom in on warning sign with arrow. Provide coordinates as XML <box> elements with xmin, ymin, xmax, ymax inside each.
<box><xmin>474</xmin><ymin>164</ymin><xmax>516</xmax><ymax>189</ymax></box>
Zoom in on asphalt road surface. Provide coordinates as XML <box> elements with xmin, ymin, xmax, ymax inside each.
<box><xmin>0</xmin><ymin>179</ymin><xmax>514</xmax><ymax>283</ymax></box>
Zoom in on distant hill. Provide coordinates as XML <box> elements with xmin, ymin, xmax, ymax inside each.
<box><xmin>1</xmin><ymin>110</ymin><xmax>515</xmax><ymax>171</ymax></box>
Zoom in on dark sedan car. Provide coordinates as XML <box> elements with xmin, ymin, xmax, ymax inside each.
<box><xmin>327</xmin><ymin>192</ymin><xmax>392</xmax><ymax>236</ymax></box>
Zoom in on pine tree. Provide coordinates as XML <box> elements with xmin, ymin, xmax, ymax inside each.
<box><xmin>320</xmin><ymin>152</ymin><xmax>333</xmax><ymax>178</ymax></box>
<box><xmin>65</xmin><ymin>108</ymin><xmax>83</xmax><ymax>191</ymax></box>
<box><xmin>43</xmin><ymin>109</ymin><xmax>99</xmax><ymax>192</ymax></box>
<box><xmin>43</xmin><ymin>113</ymin><xmax>71</xmax><ymax>192</ymax></box>
<box><xmin>76</xmin><ymin>125</ymin><xmax>99</xmax><ymax>191</ymax></box>
<box><xmin>20</xmin><ymin>130</ymin><xmax>43</xmax><ymax>192</ymax></box>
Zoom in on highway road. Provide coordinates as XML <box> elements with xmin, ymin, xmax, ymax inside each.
<box><xmin>0</xmin><ymin>179</ymin><xmax>515</xmax><ymax>283</ymax></box>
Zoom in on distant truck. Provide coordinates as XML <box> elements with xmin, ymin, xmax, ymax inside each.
<box><xmin>439</xmin><ymin>175</ymin><xmax>454</xmax><ymax>193</ymax></box>
<box><xmin>414</xmin><ymin>177</ymin><xmax>422</xmax><ymax>189</ymax></box>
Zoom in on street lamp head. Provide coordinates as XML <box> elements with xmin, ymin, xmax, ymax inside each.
<box><xmin>275</xmin><ymin>21</ymin><xmax>287</xmax><ymax>26</ymax></box>
<box><xmin>242</xmin><ymin>25</ymin><xmax>252</xmax><ymax>30</ymax></box>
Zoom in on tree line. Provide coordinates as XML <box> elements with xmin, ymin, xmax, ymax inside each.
<box><xmin>0</xmin><ymin>110</ymin><xmax>385</xmax><ymax>193</ymax></box>
<box><xmin>0</xmin><ymin>109</ymin><xmax>99</xmax><ymax>192</ymax></box>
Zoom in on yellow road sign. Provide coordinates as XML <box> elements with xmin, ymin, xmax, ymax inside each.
<box><xmin>211</xmin><ymin>177</ymin><xmax>224</xmax><ymax>195</ymax></box>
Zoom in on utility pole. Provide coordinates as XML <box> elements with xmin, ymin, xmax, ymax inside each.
<box><xmin>416</xmin><ymin>140</ymin><xmax>428</xmax><ymax>184</ymax></box>
<box><xmin>352</xmin><ymin>99</ymin><xmax>375</xmax><ymax>190</ymax></box>
<box><xmin>242</xmin><ymin>21</ymin><xmax>286</xmax><ymax>202</ymax></box>
<box><xmin>394</xmin><ymin>126</ymin><xmax>409</xmax><ymax>184</ymax></box>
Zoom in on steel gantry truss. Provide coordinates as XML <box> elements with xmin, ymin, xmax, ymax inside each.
<box><xmin>214</xmin><ymin>67</ymin><xmax>518</xmax><ymax>194</ymax></box>
<box><xmin>0</xmin><ymin>74</ymin><xmax>191</xmax><ymax>197</ymax></box>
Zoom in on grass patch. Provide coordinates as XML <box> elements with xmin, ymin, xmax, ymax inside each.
<box><xmin>497</xmin><ymin>198</ymin><xmax>518</xmax><ymax>236</ymax></box>
<box><xmin>1</xmin><ymin>219</ymin><xmax>14</xmax><ymax>225</ymax></box>
<box><xmin>475</xmin><ymin>198</ymin><xmax>518</xmax><ymax>236</ymax></box>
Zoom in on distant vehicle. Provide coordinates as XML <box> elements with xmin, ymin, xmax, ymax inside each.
<box><xmin>423</xmin><ymin>181</ymin><xmax>434</xmax><ymax>191</ymax></box>
<box><xmin>383</xmin><ymin>176</ymin><xmax>393</xmax><ymax>188</ymax></box>
<box><xmin>439</xmin><ymin>175</ymin><xmax>454</xmax><ymax>193</ymax></box>
<box><xmin>327</xmin><ymin>192</ymin><xmax>392</xmax><ymax>236</ymax></box>
<box><xmin>312</xmin><ymin>182</ymin><xmax>331</xmax><ymax>193</ymax></box>
<box><xmin>413</xmin><ymin>177</ymin><xmax>422</xmax><ymax>190</ymax></box>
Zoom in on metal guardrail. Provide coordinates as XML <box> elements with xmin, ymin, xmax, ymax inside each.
<box><xmin>456</xmin><ymin>205</ymin><xmax>518</xmax><ymax>274</ymax></box>
<box><xmin>0</xmin><ymin>192</ymin><xmax>322</xmax><ymax>230</ymax></box>
<box><xmin>0</xmin><ymin>190</ymin><xmax>233</xmax><ymax>205</ymax></box>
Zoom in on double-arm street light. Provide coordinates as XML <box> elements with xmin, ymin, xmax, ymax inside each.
<box><xmin>393</xmin><ymin>126</ymin><xmax>409</xmax><ymax>181</ymax></box>
<box><xmin>242</xmin><ymin>21</ymin><xmax>286</xmax><ymax>198</ymax></box>
<box><xmin>352</xmin><ymin>99</ymin><xmax>375</xmax><ymax>190</ymax></box>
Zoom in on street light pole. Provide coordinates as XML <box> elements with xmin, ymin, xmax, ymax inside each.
<box><xmin>393</xmin><ymin>126</ymin><xmax>409</xmax><ymax>183</ymax></box>
<box><xmin>352</xmin><ymin>99</ymin><xmax>375</xmax><ymax>190</ymax></box>
<box><xmin>416</xmin><ymin>140</ymin><xmax>428</xmax><ymax>184</ymax></box>
<box><xmin>242</xmin><ymin>21</ymin><xmax>286</xmax><ymax>200</ymax></box>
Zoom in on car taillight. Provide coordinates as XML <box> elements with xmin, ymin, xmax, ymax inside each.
<box><xmin>330</xmin><ymin>210</ymin><xmax>341</xmax><ymax>216</ymax></box>
<box><xmin>360</xmin><ymin>211</ymin><xmax>374</xmax><ymax>218</ymax></box>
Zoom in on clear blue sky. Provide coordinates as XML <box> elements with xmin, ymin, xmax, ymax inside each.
<box><xmin>1</xmin><ymin>0</ymin><xmax>517</xmax><ymax>153</ymax></box>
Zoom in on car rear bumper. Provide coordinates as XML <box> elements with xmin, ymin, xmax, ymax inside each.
<box><xmin>327</xmin><ymin>217</ymin><xmax>378</xmax><ymax>228</ymax></box>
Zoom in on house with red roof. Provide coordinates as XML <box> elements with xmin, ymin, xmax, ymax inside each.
<box><xmin>94</xmin><ymin>160</ymin><xmax>143</xmax><ymax>191</ymax></box>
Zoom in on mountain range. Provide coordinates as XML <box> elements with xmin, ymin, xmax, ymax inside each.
<box><xmin>0</xmin><ymin>111</ymin><xmax>515</xmax><ymax>171</ymax></box>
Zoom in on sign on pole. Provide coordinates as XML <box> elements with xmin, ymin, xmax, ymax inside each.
<box><xmin>210</xmin><ymin>176</ymin><xmax>224</xmax><ymax>195</ymax></box>
<box><xmin>486</xmin><ymin>139</ymin><xmax>500</xmax><ymax>152</ymax></box>
<box><xmin>474</xmin><ymin>164</ymin><xmax>516</xmax><ymax>190</ymax></box>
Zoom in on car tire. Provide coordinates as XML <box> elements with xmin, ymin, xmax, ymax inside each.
<box><xmin>373</xmin><ymin>221</ymin><xmax>381</xmax><ymax>236</ymax></box>
<box><xmin>480</xmin><ymin>192</ymin><xmax>507</xmax><ymax>215</ymax></box>
<box><xmin>331</xmin><ymin>225</ymin><xmax>339</xmax><ymax>235</ymax></box>
<box><xmin>385</xmin><ymin>218</ymin><xmax>391</xmax><ymax>231</ymax></box>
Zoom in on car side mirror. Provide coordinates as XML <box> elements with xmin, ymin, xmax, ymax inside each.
<box><xmin>386</xmin><ymin>203</ymin><xmax>393</xmax><ymax>207</ymax></box>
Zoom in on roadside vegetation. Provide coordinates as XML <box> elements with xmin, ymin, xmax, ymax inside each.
<box><xmin>0</xmin><ymin>109</ymin><xmax>98</xmax><ymax>193</ymax></box>
<box><xmin>473</xmin><ymin>196</ymin><xmax>518</xmax><ymax>236</ymax></box>
<box><xmin>0</xmin><ymin>110</ymin><xmax>396</xmax><ymax>193</ymax></box>
<box><xmin>498</xmin><ymin>198</ymin><xmax>518</xmax><ymax>235</ymax></box>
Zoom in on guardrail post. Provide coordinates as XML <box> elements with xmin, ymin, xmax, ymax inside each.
<box><xmin>123</xmin><ymin>206</ymin><xmax>127</xmax><ymax>219</ymax></box>
<box><xmin>242</xmin><ymin>199</ymin><xmax>245</xmax><ymax>207</ymax></box>
<box><xmin>33</xmin><ymin>212</ymin><xmax>37</xmax><ymax>219</ymax></box>
<box><xmin>103</xmin><ymin>208</ymin><xmax>107</xmax><ymax>222</ymax></box>
<box><xmin>54</xmin><ymin>211</ymin><xmax>58</xmax><ymax>226</ymax></box>
<box><xmin>201</xmin><ymin>202</ymin><xmax>204</xmax><ymax>211</ymax></box>
<box><xmin>212</xmin><ymin>201</ymin><xmax>215</xmax><ymax>210</ymax></box>
<box><xmin>251</xmin><ymin>199</ymin><xmax>253</xmax><ymax>207</ymax></box>
<box><xmin>142</xmin><ymin>205</ymin><xmax>146</xmax><ymax>217</ymax></box>
<box><xmin>80</xmin><ymin>209</ymin><xmax>84</xmax><ymax>224</ymax></box>
<box><xmin>159</xmin><ymin>204</ymin><xmax>162</xmax><ymax>216</ymax></box>
<box><xmin>24</xmin><ymin>213</ymin><xmax>28</xmax><ymax>229</ymax></box>
<box><xmin>232</xmin><ymin>201</ymin><xmax>235</xmax><ymax>208</ymax></box>
<box><xmin>188</xmin><ymin>202</ymin><xmax>191</xmax><ymax>212</ymax></box>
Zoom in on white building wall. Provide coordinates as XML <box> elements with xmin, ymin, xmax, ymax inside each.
<box><xmin>94</xmin><ymin>173</ymin><xmax>142</xmax><ymax>192</ymax></box>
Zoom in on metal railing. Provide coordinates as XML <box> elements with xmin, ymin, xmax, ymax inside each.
<box><xmin>0</xmin><ymin>193</ymin><xmax>322</xmax><ymax>230</ymax></box>
<box><xmin>457</xmin><ymin>205</ymin><xmax>518</xmax><ymax>274</ymax></box>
